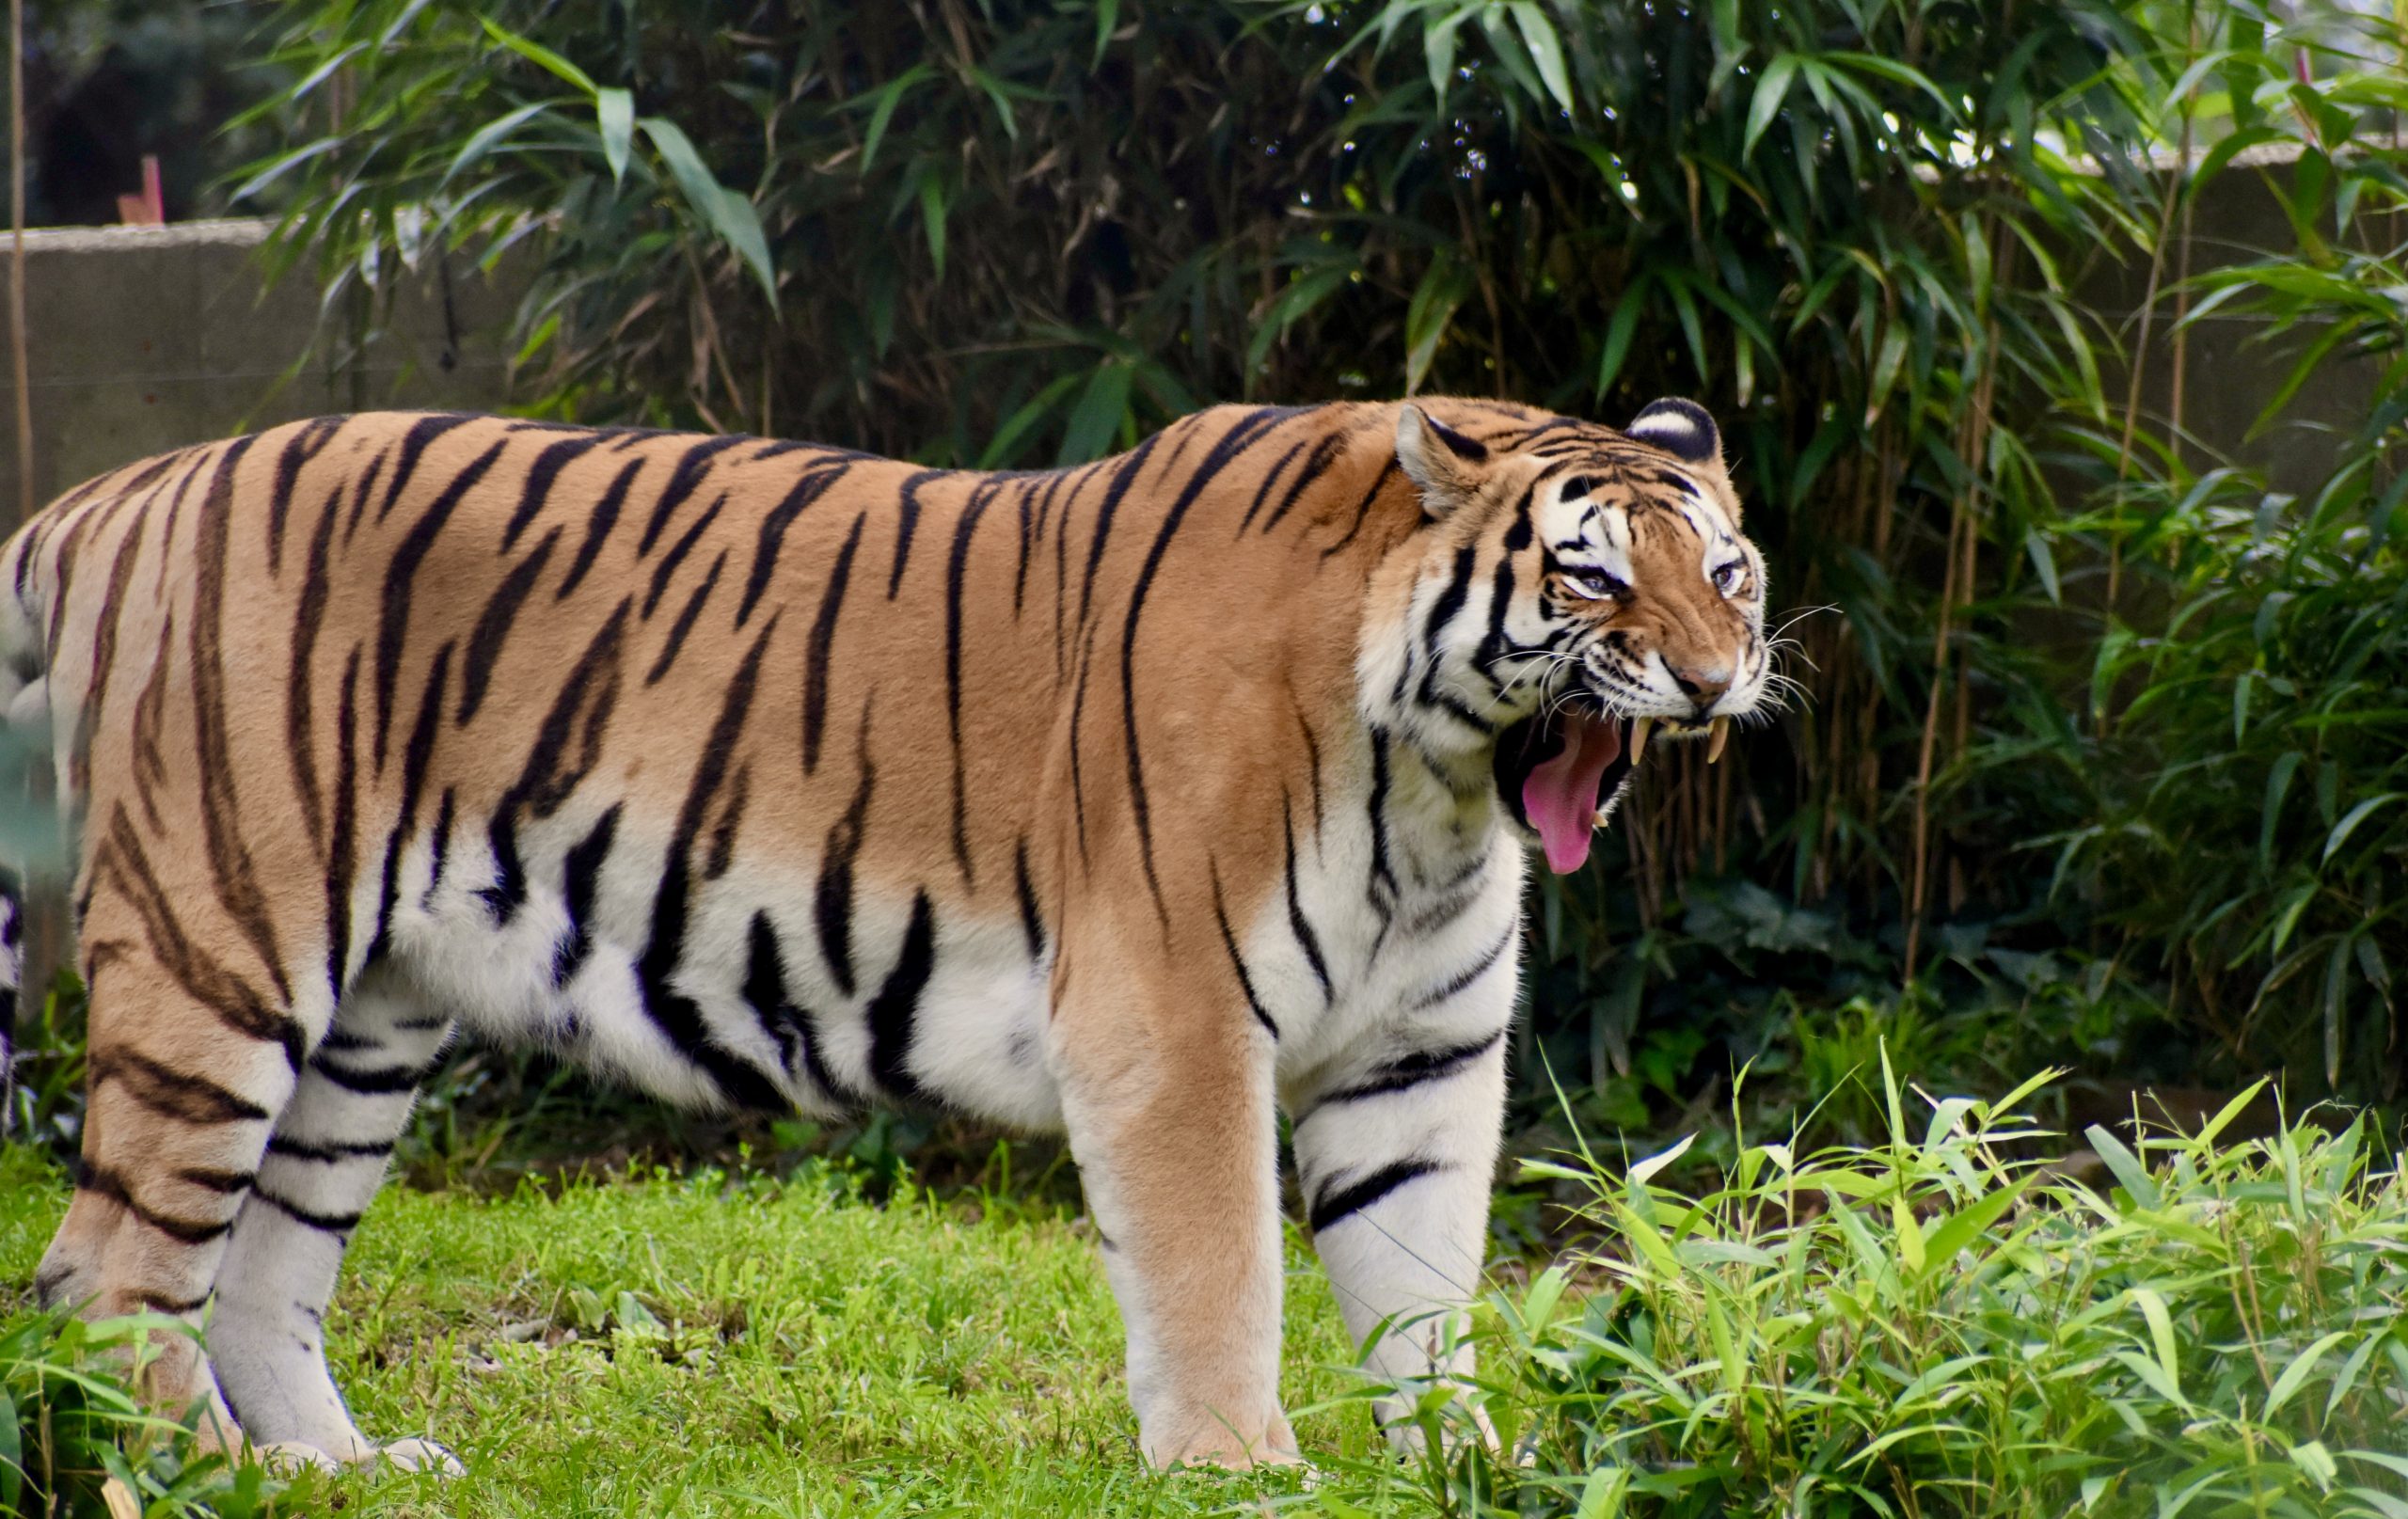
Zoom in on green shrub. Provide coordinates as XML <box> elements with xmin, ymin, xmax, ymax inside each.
<box><xmin>1322</xmin><ymin>1065</ymin><xmax>2408</xmax><ymax>1517</ymax></box>
<box><xmin>0</xmin><ymin>1300</ymin><xmax>282</xmax><ymax>1513</ymax></box>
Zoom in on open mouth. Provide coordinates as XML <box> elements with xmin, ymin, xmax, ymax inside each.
<box><xmin>1495</xmin><ymin>706</ymin><xmax>1733</xmax><ymax>874</ymax></box>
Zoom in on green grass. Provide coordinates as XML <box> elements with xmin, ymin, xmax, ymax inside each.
<box><xmin>1</xmin><ymin>1147</ymin><xmax>1378</xmax><ymax>1516</ymax></box>
<box><xmin>1322</xmin><ymin>1068</ymin><xmax>2408</xmax><ymax>1519</ymax></box>
<box><xmin>14</xmin><ymin>1068</ymin><xmax>2408</xmax><ymax>1518</ymax></box>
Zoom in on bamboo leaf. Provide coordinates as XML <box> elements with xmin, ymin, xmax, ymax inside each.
<box><xmin>1403</xmin><ymin>253</ymin><xmax>1473</xmax><ymax>395</ymax></box>
<box><xmin>1510</xmin><ymin>3</ymin><xmax>1576</xmax><ymax>112</ymax></box>
<box><xmin>481</xmin><ymin>18</ymin><xmax>599</xmax><ymax>96</ymax></box>
<box><xmin>2085</xmin><ymin>1124</ymin><xmax>2161</xmax><ymax>1210</ymax></box>
<box><xmin>640</xmin><ymin>117</ymin><xmax>780</xmax><ymax>309</ymax></box>
<box><xmin>597</xmin><ymin>87</ymin><xmax>634</xmax><ymax>185</ymax></box>
<box><xmin>1744</xmin><ymin>55</ymin><xmax>1800</xmax><ymax>157</ymax></box>
<box><xmin>2322</xmin><ymin>793</ymin><xmax>2402</xmax><ymax>864</ymax></box>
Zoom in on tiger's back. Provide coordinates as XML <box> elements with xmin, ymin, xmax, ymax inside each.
<box><xmin>7</xmin><ymin>411</ymin><xmax>1380</xmax><ymax>1123</ymax></box>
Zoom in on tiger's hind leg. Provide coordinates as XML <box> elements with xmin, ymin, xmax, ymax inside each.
<box><xmin>207</xmin><ymin>965</ymin><xmax>459</xmax><ymax>1473</ymax></box>
<box><xmin>34</xmin><ymin>937</ymin><xmax>305</xmax><ymax>1450</ymax></box>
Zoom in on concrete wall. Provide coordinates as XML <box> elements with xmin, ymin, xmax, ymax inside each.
<box><xmin>2074</xmin><ymin>145</ymin><xmax>2381</xmax><ymax>500</ymax></box>
<box><xmin>0</xmin><ymin>218</ymin><xmax>517</xmax><ymax>522</ymax></box>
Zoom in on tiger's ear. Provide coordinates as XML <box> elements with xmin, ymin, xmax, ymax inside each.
<box><xmin>1625</xmin><ymin>398</ymin><xmax>1723</xmax><ymax>468</ymax></box>
<box><xmin>1394</xmin><ymin>403</ymin><xmax>1491</xmax><ymax>519</ymax></box>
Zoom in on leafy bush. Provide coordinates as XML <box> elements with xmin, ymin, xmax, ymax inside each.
<box><xmin>2015</xmin><ymin>18</ymin><xmax>2408</xmax><ymax>1098</ymax></box>
<box><xmin>1323</xmin><ymin>1066</ymin><xmax>2408</xmax><ymax>1518</ymax></box>
<box><xmin>178</xmin><ymin>0</ymin><xmax>2408</xmax><ymax>1134</ymax></box>
<box><xmin>0</xmin><ymin>1174</ymin><xmax>282</xmax><ymax>1515</ymax></box>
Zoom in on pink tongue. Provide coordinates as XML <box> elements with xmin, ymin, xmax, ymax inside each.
<box><xmin>1522</xmin><ymin>714</ymin><xmax>1622</xmax><ymax>874</ymax></box>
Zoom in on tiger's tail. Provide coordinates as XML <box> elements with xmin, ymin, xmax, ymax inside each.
<box><xmin>0</xmin><ymin>514</ymin><xmax>55</xmax><ymax>1137</ymax></box>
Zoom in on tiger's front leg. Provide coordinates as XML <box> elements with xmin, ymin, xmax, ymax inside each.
<box><xmin>1288</xmin><ymin>968</ymin><xmax>1513</xmax><ymax>1451</ymax></box>
<box><xmin>1047</xmin><ymin>920</ymin><xmax>1300</xmax><ymax>1471</ymax></box>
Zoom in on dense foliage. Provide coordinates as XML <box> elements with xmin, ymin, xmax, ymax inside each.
<box><xmin>1332</xmin><ymin>1069</ymin><xmax>2408</xmax><ymax>1517</ymax></box>
<box><xmin>198</xmin><ymin>0</ymin><xmax>2408</xmax><ymax>1149</ymax></box>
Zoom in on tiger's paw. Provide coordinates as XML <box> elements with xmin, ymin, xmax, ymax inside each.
<box><xmin>1151</xmin><ymin>1411</ymin><xmax>1306</xmax><ymax>1473</ymax></box>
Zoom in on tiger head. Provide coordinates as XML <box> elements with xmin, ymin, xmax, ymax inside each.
<box><xmin>1382</xmin><ymin>397</ymin><xmax>1773</xmax><ymax>875</ymax></box>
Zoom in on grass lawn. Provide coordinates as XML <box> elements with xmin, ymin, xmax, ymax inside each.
<box><xmin>0</xmin><ymin>1146</ymin><xmax>1393</xmax><ymax>1516</ymax></box>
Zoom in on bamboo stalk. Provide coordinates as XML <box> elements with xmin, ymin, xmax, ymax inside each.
<box><xmin>9</xmin><ymin>0</ymin><xmax>28</xmax><ymax>522</ymax></box>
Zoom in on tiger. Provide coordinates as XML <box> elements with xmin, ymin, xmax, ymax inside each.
<box><xmin>0</xmin><ymin>394</ymin><xmax>1769</xmax><ymax>1472</ymax></box>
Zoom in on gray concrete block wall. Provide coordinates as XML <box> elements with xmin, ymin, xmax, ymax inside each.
<box><xmin>0</xmin><ymin>218</ymin><xmax>517</xmax><ymax>521</ymax></box>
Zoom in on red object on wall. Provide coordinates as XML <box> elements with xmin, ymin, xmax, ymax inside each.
<box><xmin>115</xmin><ymin>156</ymin><xmax>165</xmax><ymax>226</ymax></box>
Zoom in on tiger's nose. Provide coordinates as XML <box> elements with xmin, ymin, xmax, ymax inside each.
<box><xmin>1669</xmin><ymin>662</ymin><xmax>1733</xmax><ymax>710</ymax></box>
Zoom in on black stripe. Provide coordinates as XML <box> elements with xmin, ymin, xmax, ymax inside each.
<box><xmin>420</xmin><ymin>788</ymin><xmax>456</xmax><ymax>911</ymax></box>
<box><xmin>370</xmin><ymin>414</ymin><xmax>479</xmax><ymax>527</ymax></box>
<box><xmin>814</xmin><ymin>705</ymin><xmax>875</xmax><ymax>998</ymax></box>
<box><xmin>1424</xmin><ymin>416</ymin><xmax>1489</xmax><ymax>461</ymax></box>
<box><xmin>1052</xmin><ymin>467</ymin><xmax>1073</xmax><ymax>679</ymax></box>
<box><xmin>1409</xmin><ymin>919</ymin><xmax>1519</xmax><ymax>1009</ymax></box>
<box><xmin>557</xmin><ymin>456</ymin><xmax>644</xmax><ymax>599</ymax></box>
<box><xmin>1281</xmin><ymin>796</ymin><xmax>1331</xmax><ymax>1005</ymax></box>
<box><xmin>552</xmin><ymin>803</ymin><xmax>622</xmax><ymax>987</ymax></box>
<box><xmin>741</xmin><ymin>910</ymin><xmax>846</xmax><ymax>1101</ymax></box>
<box><xmin>91</xmin><ymin>1047</ymin><xmax>272</xmax><ymax>1124</ymax></box>
<box><xmin>1474</xmin><ymin>554</ymin><xmax>1520</xmax><ymax>698</ymax></box>
<box><xmin>1306</xmin><ymin>1028</ymin><xmax>1504</xmax><ymax>1115</ymax></box>
<box><xmin>642</xmin><ymin>491</ymin><xmax>725</xmax><ymax>618</ymax></box>
<box><xmin>738</xmin><ymin>463</ymin><xmax>849</xmax><ymax>626</ymax></box>
<box><xmin>1367</xmin><ymin>728</ymin><xmax>1398</xmax><ymax>904</ymax></box>
<box><xmin>887</xmin><ymin>470</ymin><xmax>947</xmax><ymax>596</ymax></box>
<box><xmin>480</xmin><ymin>599</ymin><xmax>629</xmax><ymax>926</ymax></box>
<box><xmin>267</xmin><ymin>1133</ymin><xmax>397</xmax><ymax>1163</ymax></box>
<box><xmin>286</xmin><ymin>484</ymin><xmax>341</xmax><ymax>845</ymax></box>
<box><xmin>367</xmin><ymin>641</ymin><xmax>453</xmax><ymax>964</ymax></box>
<box><xmin>1211</xmin><ymin>864</ymin><xmax>1278</xmax><ymax>1040</ymax></box>
<box><xmin>1012</xmin><ymin>474</ymin><xmax>1041</xmax><ymax>614</ymax></box>
<box><xmin>646</xmin><ymin>548</ymin><xmax>727</xmax><ymax>684</ymax></box>
<box><xmin>632</xmin><ymin>613</ymin><xmax>788</xmax><ymax>1111</ymax></box>
<box><xmin>308</xmin><ymin>1055</ymin><xmax>434</xmax><ymax>1095</ymax></box>
<box><xmin>943</xmin><ymin>483</ymin><xmax>997</xmax><ymax>882</ymax></box>
<box><xmin>90</xmin><ymin>809</ymin><xmax>306</xmax><ymax>1072</ymax></box>
<box><xmin>374</xmin><ymin>439</ymin><xmax>505</xmax><ymax>766</ymax></box>
<box><xmin>802</xmin><ymin>513</ymin><xmax>865</xmax><ymax>775</ymax></box>
<box><xmin>186</xmin><ymin>435</ymin><xmax>293</xmax><ymax>1007</ymax></box>
<box><xmin>458</xmin><ymin>526</ymin><xmax>562</xmax><ymax>723</ymax></box>
<box><xmin>323</xmin><ymin>647</ymin><xmax>362</xmax><ymax>1000</ymax></box>
<box><xmin>637</xmin><ymin>435</ymin><xmax>749</xmax><ymax>557</ymax></box>
<box><xmin>502</xmin><ymin>434</ymin><xmax>606</xmax><ymax>551</ymax></box>
<box><xmin>1236</xmin><ymin>435</ymin><xmax>1312</xmax><ymax>534</ymax></box>
<box><xmin>341</xmin><ymin>450</ymin><xmax>388</xmax><ymax>541</ymax></box>
<box><xmin>1411</xmin><ymin>544</ymin><xmax>1480</xmax><ymax>707</ymax></box>
<box><xmin>1076</xmin><ymin>431</ymin><xmax>1163</xmax><ymax>632</ymax></box>
<box><xmin>254</xmin><ymin>1187</ymin><xmax>364</xmax><ymax>1235</ymax></box>
<box><xmin>1296</xmin><ymin>705</ymin><xmax>1325</xmax><ymax>838</ymax></box>
<box><xmin>704</xmin><ymin>764</ymin><xmax>749</xmax><ymax>880</ymax></box>
<box><xmin>78</xmin><ymin>1164</ymin><xmax>232</xmax><ymax>1245</ymax></box>
<box><xmin>173</xmin><ymin>1166</ymin><xmax>256</xmax><ymax>1195</ymax></box>
<box><xmin>1259</xmin><ymin>429</ymin><xmax>1347</xmax><ymax>535</ymax></box>
<box><xmin>265</xmin><ymin>417</ymin><xmax>341</xmax><ymax>577</ymax></box>
<box><xmin>1308</xmin><ymin>1159</ymin><xmax>1443</xmax><ymax>1233</ymax></box>
<box><xmin>864</xmin><ymin>892</ymin><xmax>939</xmax><ymax>1101</ymax></box>
<box><xmin>1319</xmin><ymin>458</ymin><xmax>1400</xmax><ymax>560</ymax></box>
<box><xmin>1012</xmin><ymin>839</ymin><xmax>1045</xmax><ymax>961</ymax></box>
<box><xmin>1116</xmin><ymin>408</ymin><xmax>1292</xmax><ymax>921</ymax></box>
